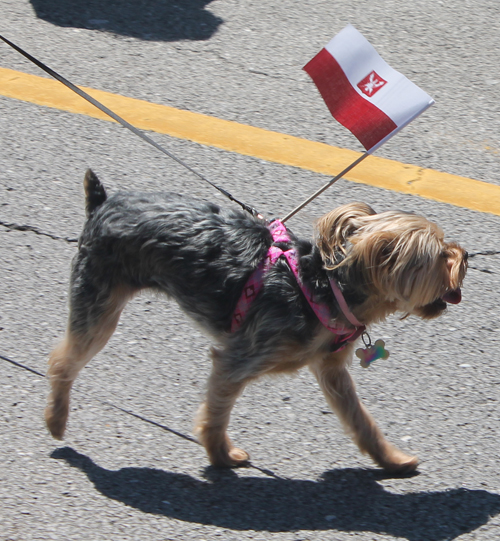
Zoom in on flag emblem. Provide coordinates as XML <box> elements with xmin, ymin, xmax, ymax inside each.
<box><xmin>357</xmin><ymin>71</ymin><xmax>387</xmax><ymax>97</ymax></box>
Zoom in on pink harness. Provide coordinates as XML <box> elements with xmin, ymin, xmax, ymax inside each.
<box><xmin>231</xmin><ymin>220</ymin><xmax>365</xmax><ymax>350</ymax></box>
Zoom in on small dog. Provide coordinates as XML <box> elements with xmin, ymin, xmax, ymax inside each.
<box><xmin>45</xmin><ymin>169</ymin><xmax>467</xmax><ymax>473</ymax></box>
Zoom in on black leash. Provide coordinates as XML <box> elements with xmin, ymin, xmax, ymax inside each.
<box><xmin>0</xmin><ymin>34</ymin><xmax>263</xmax><ymax>219</ymax></box>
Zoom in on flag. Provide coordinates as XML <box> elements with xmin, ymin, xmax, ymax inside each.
<box><xmin>304</xmin><ymin>25</ymin><xmax>434</xmax><ymax>152</ymax></box>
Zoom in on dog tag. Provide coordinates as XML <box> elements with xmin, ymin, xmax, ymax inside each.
<box><xmin>356</xmin><ymin>334</ymin><xmax>389</xmax><ymax>368</ymax></box>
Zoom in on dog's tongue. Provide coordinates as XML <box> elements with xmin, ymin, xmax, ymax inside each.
<box><xmin>442</xmin><ymin>288</ymin><xmax>462</xmax><ymax>304</ymax></box>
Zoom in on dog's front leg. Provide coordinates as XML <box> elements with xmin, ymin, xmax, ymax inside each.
<box><xmin>310</xmin><ymin>352</ymin><xmax>418</xmax><ymax>474</ymax></box>
<box><xmin>195</xmin><ymin>348</ymin><xmax>250</xmax><ymax>468</ymax></box>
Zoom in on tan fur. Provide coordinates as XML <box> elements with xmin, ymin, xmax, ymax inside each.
<box><xmin>45</xmin><ymin>286</ymin><xmax>135</xmax><ymax>439</ymax></box>
<box><xmin>310</xmin><ymin>346</ymin><xmax>418</xmax><ymax>473</ymax></box>
<box><xmin>195</xmin><ymin>354</ymin><xmax>248</xmax><ymax>467</ymax></box>
<box><xmin>316</xmin><ymin>203</ymin><xmax>466</xmax><ymax>322</ymax></box>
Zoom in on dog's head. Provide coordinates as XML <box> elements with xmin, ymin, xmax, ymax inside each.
<box><xmin>316</xmin><ymin>202</ymin><xmax>468</xmax><ymax>323</ymax></box>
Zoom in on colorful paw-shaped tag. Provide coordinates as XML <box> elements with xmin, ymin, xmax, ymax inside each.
<box><xmin>356</xmin><ymin>339</ymin><xmax>390</xmax><ymax>368</ymax></box>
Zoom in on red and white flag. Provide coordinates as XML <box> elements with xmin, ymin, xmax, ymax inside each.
<box><xmin>304</xmin><ymin>25</ymin><xmax>434</xmax><ymax>152</ymax></box>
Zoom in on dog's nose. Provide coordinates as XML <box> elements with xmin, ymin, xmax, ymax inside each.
<box><xmin>464</xmin><ymin>251</ymin><xmax>469</xmax><ymax>262</ymax></box>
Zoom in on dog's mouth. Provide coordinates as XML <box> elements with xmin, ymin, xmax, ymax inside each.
<box><xmin>441</xmin><ymin>287</ymin><xmax>462</xmax><ymax>305</ymax></box>
<box><xmin>414</xmin><ymin>287</ymin><xmax>462</xmax><ymax>319</ymax></box>
<box><xmin>429</xmin><ymin>287</ymin><xmax>462</xmax><ymax>311</ymax></box>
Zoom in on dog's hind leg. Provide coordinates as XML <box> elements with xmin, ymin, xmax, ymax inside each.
<box><xmin>45</xmin><ymin>285</ymin><xmax>134</xmax><ymax>439</ymax></box>
<box><xmin>310</xmin><ymin>352</ymin><xmax>419</xmax><ymax>474</ymax></box>
<box><xmin>195</xmin><ymin>347</ymin><xmax>250</xmax><ymax>467</ymax></box>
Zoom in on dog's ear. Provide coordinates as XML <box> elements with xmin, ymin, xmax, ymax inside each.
<box><xmin>350</xmin><ymin>225</ymin><xmax>446</xmax><ymax>306</ymax></box>
<box><xmin>349</xmin><ymin>229</ymin><xmax>403</xmax><ymax>293</ymax></box>
<box><xmin>315</xmin><ymin>202</ymin><xmax>376</xmax><ymax>266</ymax></box>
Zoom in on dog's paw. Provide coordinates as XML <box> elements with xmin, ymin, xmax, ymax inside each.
<box><xmin>44</xmin><ymin>408</ymin><xmax>67</xmax><ymax>440</ymax></box>
<box><xmin>44</xmin><ymin>396</ymin><xmax>69</xmax><ymax>440</ymax></box>
<box><xmin>378</xmin><ymin>450</ymin><xmax>419</xmax><ymax>474</ymax></box>
<box><xmin>208</xmin><ymin>446</ymin><xmax>250</xmax><ymax>468</ymax></box>
<box><xmin>203</xmin><ymin>440</ymin><xmax>249</xmax><ymax>468</ymax></box>
<box><xmin>228</xmin><ymin>447</ymin><xmax>250</xmax><ymax>466</ymax></box>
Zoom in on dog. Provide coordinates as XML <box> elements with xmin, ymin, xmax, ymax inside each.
<box><xmin>45</xmin><ymin>169</ymin><xmax>467</xmax><ymax>473</ymax></box>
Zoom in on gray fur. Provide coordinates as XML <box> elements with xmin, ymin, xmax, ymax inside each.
<box><xmin>70</xmin><ymin>171</ymin><xmax>343</xmax><ymax>379</ymax></box>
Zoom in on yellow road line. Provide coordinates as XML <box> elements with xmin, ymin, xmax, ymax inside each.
<box><xmin>1</xmin><ymin>66</ymin><xmax>499</xmax><ymax>216</ymax></box>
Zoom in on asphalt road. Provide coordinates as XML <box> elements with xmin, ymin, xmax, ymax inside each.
<box><xmin>1</xmin><ymin>1</ymin><xmax>500</xmax><ymax>540</ymax></box>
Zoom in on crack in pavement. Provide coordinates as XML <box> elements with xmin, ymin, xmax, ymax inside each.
<box><xmin>406</xmin><ymin>167</ymin><xmax>425</xmax><ymax>187</ymax></box>
<box><xmin>468</xmin><ymin>250</ymin><xmax>500</xmax><ymax>258</ymax></box>
<box><xmin>199</xmin><ymin>46</ymin><xmax>297</xmax><ymax>82</ymax></box>
<box><xmin>2</xmin><ymin>219</ymin><xmax>500</xmax><ymax>260</ymax></box>
<box><xmin>0</xmin><ymin>220</ymin><xmax>78</xmax><ymax>244</ymax></box>
<box><xmin>467</xmin><ymin>252</ymin><xmax>500</xmax><ymax>275</ymax></box>
<box><xmin>469</xmin><ymin>266</ymin><xmax>496</xmax><ymax>274</ymax></box>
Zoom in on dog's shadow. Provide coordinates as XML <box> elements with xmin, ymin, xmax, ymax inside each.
<box><xmin>52</xmin><ymin>446</ymin><xmax>500</xmax><ymax>540</ymax></box>
<box><xmin>29</xmin><ymin>0</ymin><xmax>222</xmax><ymax>41</ymax></box>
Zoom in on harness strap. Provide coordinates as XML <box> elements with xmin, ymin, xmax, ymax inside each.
<box><xmin>231</xmin><ymin>221</ymin><xmax>365</xmax><ymax>349</ymax></box>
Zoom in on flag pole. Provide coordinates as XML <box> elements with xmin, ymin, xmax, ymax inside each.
<box><xmin>281</xmin><ymin>150</ymin><xmax>370</xmax><ymax>223</ymax></box>
<box><xmin>280</xmin><ymin>99</ymin><xmax>434</xmax><ymax>223</ymax></box>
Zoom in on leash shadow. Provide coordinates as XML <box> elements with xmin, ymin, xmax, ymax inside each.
<box><xmin>29</xmin><ymin>0</ymin><xmax>222</xmax><ymax>41</ymax></box>
<box><xmin>51</xmin><ymin>446</ymin><xmax>500</xmax><ymax>540</ymax></box>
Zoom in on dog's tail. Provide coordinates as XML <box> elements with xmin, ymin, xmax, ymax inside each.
<box><xmin>83</xmin><ymin>169</ymin><xmax>107</xmax><ymax>218</ymax></box>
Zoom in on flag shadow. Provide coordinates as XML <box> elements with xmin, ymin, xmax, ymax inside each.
<box><xmin>51</xmin><ymin>446</ymin><xmax>500</xmax><ymax>540</ymax></box>
<box><xmin>29</xmin><ymin>0</ymin><xmax>222</xmax><ymax>41</ymax></box>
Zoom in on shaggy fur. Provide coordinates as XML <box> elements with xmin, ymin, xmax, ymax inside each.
<box><xmin>45</xmin><ymin>169</ymin><xmax>468</xmax><ymax>473</ymax></box>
